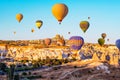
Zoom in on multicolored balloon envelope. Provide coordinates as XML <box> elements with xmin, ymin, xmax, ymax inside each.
<box><xmin>69</xmin><ymin>36</ymin><xmax>84</xmax><ymax>50</ymax></box>
<box><xmin>52</xmin><ymin>3</ymin><xmax>68</xmax><ymax>24</ymax></box>
<box><xmin>80</xmin><ymin>21</ymin><xmax>90</xmax><ymax>33</ymax></box>
<box><xmin>115</xmin><ymin>39</ymin><xmax>120</xmax><ymax>50</ymax></box>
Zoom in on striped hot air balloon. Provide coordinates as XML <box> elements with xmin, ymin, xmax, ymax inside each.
<box><xmin>68</xmin><ymin>36</ymin><xmax>84</xmax><ymax>50</ymax></box>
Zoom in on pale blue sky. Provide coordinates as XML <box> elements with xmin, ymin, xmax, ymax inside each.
<box><xmin>0</xmin><ymin>0</ymin><xmax>120</xmax><ymax>44</ymax></box>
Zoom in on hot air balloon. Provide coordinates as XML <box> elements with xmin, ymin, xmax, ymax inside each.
<box><xmin>88</xmin><ymin>17</ymin><xmax>90</xmax><ymax>19</ymax></box>
<box><xmin>44</xmin><ymin>38</ymin><xmax>51</xmax><ymax>46</ymax></box>
<box><xmin>101</xmin><ymin>33</ymin><xmax>106</xmax><ymax>39</ymax></box>
<box><xmin>98</xmin><ymin>38</ymin><xmax>105</xmax><ymax>46</ymax></box>
<box><xmin>69</xmin><ymin>36</ymin><xmax>84</xmax><ymax>50</ymax></box>
<box><xmin>31</xmin><ymin>29</ymin><xmax>35</xmax><ymax>33</ymax></box>
<box><xmin>35</xmin><ymin>20</ymin><xmax>43</xmax><ymax>29</ymax></box>
<box><xmin>107</xmin><ymin>39</ymin><xmax>109</xmax><ymax>41</ymax></box>
<box><xmin>52</xmin><ymin>3</ymin><xmax>68</xmax><ymax>24</ymax></box>
<box><xmin>16</xmin><ymin>13</ymin><xmax>23</xmax><ymax>23</ymax></box>
<box><xmin>80</xmin><ymin>21</ymin><xmax>90</xmax><ymax>33</ymax></box>
<box><xmin>115</xmin><ymin>39</ymin><xmax>120</xmax><ymax>51</ymax></box>
<box><xmin>68</xmin><ymin>32</ymin><xmax>70</xmax><ymax>34</ymax></box>
<box><xmin>13</xmin><ymin>31</ymin><xmax>16</xmax><ymax>35</ymax></box>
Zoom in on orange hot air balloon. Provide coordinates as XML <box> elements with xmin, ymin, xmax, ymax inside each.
<box><xmin>52</xmin><ymin>3</ymin><xmax>68</xmax><ymax>24</ymax></box>
<box><xmin>31</xmin><ymin>29</ymin><xmax>35</xmax><ymax>33</ymax></box>
<box><xmin>16</xmin><ymin>13</ymin><xmax>23</xmax><ymax>23</ymax></box>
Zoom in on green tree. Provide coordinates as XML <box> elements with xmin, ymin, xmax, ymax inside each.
<box><xmin>0</xmin><ymin>62</ymin><xmax>7</xmax><ymax>72</ymax></box>
<box><xmin>8</xmin><ymin>64</ymin><xmax>15</xmax><ymax>80</ymax></box>
<box><xmin>14</xmin><ymin>74</ymin><xmax>20</xmax><ymax>80</ymax></box>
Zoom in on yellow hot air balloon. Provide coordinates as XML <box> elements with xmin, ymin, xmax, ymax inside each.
<box><xmin>16</xmin><ymin>13</ymin><xmax>23</xmax><ymax>23</ymax></box>
<box><xmin>52</xmin><ymin>3</ymin><xmax>68</xmax><ymax>24</ymax></box>
<box><xmin>35</xmin><ymin>20</ymin><xmax>43</xmax><ymax>29</ymax></box>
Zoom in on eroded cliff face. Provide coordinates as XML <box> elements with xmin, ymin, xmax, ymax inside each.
<box><xmin>0</xmin><ymin>45</ymin><xmax>64</xmax><ymax>61</ymax></box>
<box><xmin>0</xmin><ymin>44</ymin><xmax>119</xmax><ymax>65</ymax></box>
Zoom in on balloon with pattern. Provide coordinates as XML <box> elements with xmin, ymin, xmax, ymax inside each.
<box><xmin>80</xmin><ymin>21</ymin><xmax>90</xmax><ymax>33</ymax></box>
<box><xmin>68</xmin><ymin>36</ymin><xmax>84</xmax><ymax>50</ymax></box>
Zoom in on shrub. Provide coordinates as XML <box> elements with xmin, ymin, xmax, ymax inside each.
<box><xmin>22</xmin><ymin>72</ymin><xmax>27</xmax><ymax>76</ymax></box>
<box><xmin>53</xmin><ymin>67</ymin><xmax>58</xmax><ymax>70</ymax></box>
<box><xmin>74</xmin><ymin>66</ymin><xmax>77</xmax><ymax>68</ymax></box>
<box><xmin>27</xmin><ymin>75</ymin><xmax>42</xmax><ymax>79</ymax></box>
<box><xmin>28</xmin><ymin>71</ymin><xmax>31</xmax><ymax>75</ymax></box>
<box><xmin>14</xmin><ymin>74</ymin><xmax>20</xmax><ymax>80</ymax></box>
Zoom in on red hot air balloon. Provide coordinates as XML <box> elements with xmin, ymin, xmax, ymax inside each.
<box><xmin>44</xmin><ymin>38</ymin><xmax>51</xmax><ymax>46</ymax></box>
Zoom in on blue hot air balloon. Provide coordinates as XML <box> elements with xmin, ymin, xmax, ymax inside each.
<box><xmin>69</xmin><ymin>36</ymin><xmax>84</xmax><ymax>50</ymax></box>
<box><xmin>115</xmin><ymin>39</ymin><xmax>120</xmax><ymax>50</ymax></box>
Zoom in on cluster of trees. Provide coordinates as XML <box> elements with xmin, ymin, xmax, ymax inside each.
<box><xmin>32</xmin><ymin>57</ymin><xmax>76</xmax><ymax>68</ymax></box>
